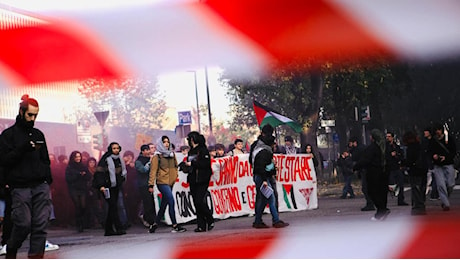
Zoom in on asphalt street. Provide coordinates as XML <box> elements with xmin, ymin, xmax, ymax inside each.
<box><xmin>9</xmin><ymin>184</ymin><xmax>460</xmax><ymax>258</ymax></box>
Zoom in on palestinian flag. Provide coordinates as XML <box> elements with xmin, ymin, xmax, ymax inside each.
<box><xmin>253</xmin><ymin>100</ymin><xmax>303</xmax><ymax>133</ymax></box>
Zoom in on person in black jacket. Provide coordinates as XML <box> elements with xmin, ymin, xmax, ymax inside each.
<box><xmin>354</xmin><ymin>129</ymin><xmax>390</xmax><ymax>221</ymax></box>
<box><xmin>337</xmin><ymin>150</ymin><xmax>355</xmax><ymax>199</ymax></box>
<box><xmin>65</xmin><ymin>151</ymin><xmax>91</xmax><ymax>232</ymax></box>
<box><xmin>0</xmin><ymin>95</ymin><xmax>53</xmax><ymax>258</ymax></box>
<box><xmin>252</xmin><ymin>134</ymin><xmax>289</xmax><ymax>229</ymax></box>
<box><xmin>183</xmin><ymin>131</ymin><xmax>214</xmax><ymax>232</ymax></box>
<box><xmin>402</xmin><ymin>131</ymin><xmax>427</xmax><ymax>215</ymax></box>
<box><xmin>428</xmin><ymin>123</ymin><xmax>456</xmax><ymax>211</ymax></box>
<box><xmin>386</xmin><ymin>132</ymin><xmax>408</xmax><ymax>206</ymax></box>
<box><xmin>249</xmin><ymin>124</ymin><xmax>279</xmax><ymax>211</ymax></box>
<box><xmin>92</xmin><ymin>142</ymin><xmax>127</xmax><ymax>236</ymax></box>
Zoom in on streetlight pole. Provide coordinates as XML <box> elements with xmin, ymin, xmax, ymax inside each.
<box><xmin>205</xmin><ymin>66</ymin><xmax>213</xmax><ymax>136</ymax></box>
<box><xmin>188</xmin><ymin>70</ymin><xmax>201</xmax><ymax>132</ymax></box>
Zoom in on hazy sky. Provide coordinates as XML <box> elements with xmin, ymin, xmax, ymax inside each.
<box><xmin>157</xmin><ymin>67</ymin><xmax>231</xmax><ymax>124</ymax></box>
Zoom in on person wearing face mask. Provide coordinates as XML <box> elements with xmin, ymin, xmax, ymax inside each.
<box><xmin>92</xmin><ymin>142</ymin><xmax>127</xmax><ymax>236</ymax></box>
<box><xmin>0</xmin><ymin>95</ymin><xmax>53</xmax><ymax>258</ymax></box>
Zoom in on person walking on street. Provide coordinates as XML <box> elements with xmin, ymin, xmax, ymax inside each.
<box><xmin>148</xmin><ymin>136</ymin><xmax>186</xmax><ymax>233</ymax></box>
<box><xmin>65</xmin><ymin>151</ymin><xmax>91</xmax><ymax>233</ymax></box>
<box><xmin>348</xmin><ymin>137</ymin><xmax>375</xmax><ymax>211</ymax></box>
<box><xmin>249</xmin><ymin>124</ymin><xmax>279</xmax><ymax>211</ymax></box>
<box><xmin>422</xmin><ymin>127</ymin><xmax>438</xmax><ymax>200</ymax></box>
<box><xmin>428</xmin><ymin>123</ymin><xmax>456</xmax><ymax>211</ymax></box>
<box><xmin>251</xmin><ymin>132</ymin><xmax>289</xmax><ymax>229</ymax></box>
<box><xmin>354</xmin><ymin>129</ymin><xmax>390</xmax><ymax>221</ymax></box>
<box><xmin>402</xmin><ymin>131</ymin><xmax>427</xmax><ymax>215</ymax></box>
<box><xmin>183</xmin><ymin>132</ymin><xmax>215</xmax><ymax>232</ymax></box>
<box><xmin>386</xmin><ymin>132</ymin><xmax>408</xmax><ymax>206</ymax></box>
<box><xmin>337</xmin><ymin>150</ymin><xmax>355</xmax><ymax>199</ymax></box>
<box><xmin>92</xmin><ymin>142</ymin><xmax>127</xmax><ymax>236</ymax></box>
<box><xmin>0</xmin><ymin>95</ymin><xmax>53</xmax><ymax>258</ymax></box>
<box><xmin>135</xmin><ymin>145</ymin><xmax>157</xmax><ymax>232</ymax></box>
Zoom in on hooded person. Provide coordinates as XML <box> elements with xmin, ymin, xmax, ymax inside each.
<box><xmin>92</xmin><ymin>142</ymin><xmax>127</xmax><ymax>236</ymax></box>
<box><xmin>354</xmin><ymin>129</ymin><xmax>390</xmax><ymax>221</ymax></box>
<box><xmin>184</xmin><ymin>131</ymin><xmax>214</xmax><ymax>232</ymax></box>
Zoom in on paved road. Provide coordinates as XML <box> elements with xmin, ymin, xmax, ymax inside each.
<box><xmin>11</xmin><ymin>185</ymin><xmax>460</xmax><ymax>258</ymax></box>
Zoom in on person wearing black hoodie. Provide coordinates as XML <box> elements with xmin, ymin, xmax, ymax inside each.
<box><xmin>354</xmin><ymin>129</ymin><xmax>390</xmax><ymax>221</ymax></box>
<box><xmin>183</xmin><ymin>131</ymin><xmax>214</xmax><ymax>232</ymax></box>
<box><xmin>65</xmin><ymin>151</ymin><xmax>91</xmax><ymax>233</ymax></box>
<box><xmin>0</xmin><ymin>95</ymin><xmax>53</xmax><ymax>258</ymax></box>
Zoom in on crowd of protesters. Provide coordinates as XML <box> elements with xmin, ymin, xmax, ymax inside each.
<box><xmin>0</xmin><ymin>95</ymin><xmax>457</xmax><ymax>258</ymax></box>
<box><xmin>337</xmin><ymin>123</ymin><xmax>457</xmax><ymax>220</ymax></box>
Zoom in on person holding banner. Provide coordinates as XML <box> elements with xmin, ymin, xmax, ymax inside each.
<box><xmin>183</xmin><ymin>131</ymin><xmax>215</xmax><ymax>232</ymax></box>
<box><xmin>251</xmin><ymin>133</ymin><xmax>289</xmax><ymax>229</ymax></box>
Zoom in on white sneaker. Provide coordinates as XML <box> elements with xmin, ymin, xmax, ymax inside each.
<box><xmin>0</xmin><ymin>244</ymin><xmax>6</xmax><ymax>256</ymax></box>
<box><xmin>45</xmin><ymin>240</ymin><xmax>59</xmax><ymax>251</ymax></box>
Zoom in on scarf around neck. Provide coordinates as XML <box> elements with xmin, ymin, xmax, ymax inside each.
<box><xmin>155</xmin><ymin>137</ymin><xmax>174</xmax><ymax>157</ymax></box>
<box><xmin>107</xmin><ymin>154</ymin><xmax>127</xmax><ymax>187</ymax></box>
<box><xmin>252</xmin><ymin>139</ymin><xmax>273</xmax><ymax>164</ymax></box>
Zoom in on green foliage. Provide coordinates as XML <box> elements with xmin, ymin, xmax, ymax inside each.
<box><xmin>78</xmin><ymin>77</ymin><xmax>167</xmax><ymax>137</ymax></box>
<box><xmin>221</xmin><ymin>58</ymin><xmax>412</xmax><ymax>149</ymax></box>
<box><xmin>222</xmin><ymin>62</ymin><xmax>316</xmax><ymax>135</ymax></box>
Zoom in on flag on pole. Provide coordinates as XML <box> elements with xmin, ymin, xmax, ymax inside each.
<box><xmin>253</xmin><ymin>100</ymin><xmax>303</xmax><ymax>133</ymax></box>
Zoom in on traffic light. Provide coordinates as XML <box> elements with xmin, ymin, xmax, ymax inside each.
<box><xmin>361</xmin><ymin>106</ymin><xmax>371</xmax><ymax>122</ymax></box>
<box><xmin>93</xmin><ymin>133</ymin><xmax>103</xmax><ymax>150</ymax></box>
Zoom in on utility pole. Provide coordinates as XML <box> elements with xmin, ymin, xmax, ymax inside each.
<box><xmin>205</xmin><ymin>66</ymin><xmax>213</xmax><ymax>136</ymax></box>
<box><xmin>187</xmin><ymin>70</ymin><xmax>201</xmax><ymax>132</ymax></box>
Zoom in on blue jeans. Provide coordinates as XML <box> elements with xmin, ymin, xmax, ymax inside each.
<box><xmin>156</xmin><ymin>184</ymin><xmax>177</xmax><ymax>225</ymax></box>
<box><xmin>342</xmin><ymin>174</ymin><xmax>355</xmax><ymax>197</ymax></box>
<box><xmin>433</xmin><ymin>164</ymin><xmax>456</xmax><ymax>207</ymax></box>
<box><xmin>253</xmin><ymin>175</ymin><xmax>279</xmax><ymax>224</ymax></box>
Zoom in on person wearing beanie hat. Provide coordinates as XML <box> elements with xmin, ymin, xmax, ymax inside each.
<box><xmin>0</xmin><ymin>95</ymin><xmax>54</xmax><ymax>258</ymax></box>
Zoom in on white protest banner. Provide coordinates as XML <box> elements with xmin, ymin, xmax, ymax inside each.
<box><xmin>154</xmin><ymin>153</ymin><xmax>318</xmax><ymax>224</ymax></box>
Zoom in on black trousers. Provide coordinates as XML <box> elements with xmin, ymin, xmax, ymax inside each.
<box><xmin>105</xmin><ymin>187</ymin><xmax>123</xmax><ymax>233</ymax></box>
<box><xmin>69</xmin><ymin>190</ymin><xmax>87</xmax><ymax>231</ymax></box>
<box><xmin>138</xmin><ymin>186</ymin><xmax>156</xmax><ymax>225</ymax></box>
<box><xmin>360</xmin><ymin>170</ymin><xmax>375</xmax><ymax>207</ymax></box>
<box><xmin>7</xmin><ymin>183</ymin><xmax>51</xmax><ymax>258</ymax></box>
<box><xmin>366</xmin><ymin>170</ymin><xmax>389</xmax><ymax>217</ymax></box>
<box><xmin>410</xmin><ymin>175</ymin><xmax>427</xmax><ymax>212</ymax></box>
<box><xmin>190</xmin><ymin>182</ymin><xmax>213</xmax><ymax>230</ymax></box>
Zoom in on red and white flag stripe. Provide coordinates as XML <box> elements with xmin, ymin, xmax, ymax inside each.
<box><xmin>1</xmin><ymin>0</ymin><xmax>460</xmax><ymax>87</ymax></box>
